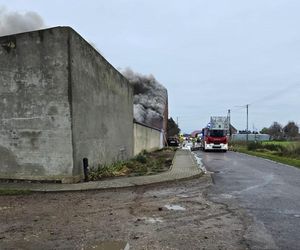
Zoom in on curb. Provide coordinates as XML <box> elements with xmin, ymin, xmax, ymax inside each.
<box><xmin>0</xmin><ymin>149</ymin><xmax>203</xmax><ymax>193</ymax></box>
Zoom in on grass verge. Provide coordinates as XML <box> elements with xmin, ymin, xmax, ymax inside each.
<box><xmin>231</xmin><ymin>143</ymin><xmax>300</xmax><ymax>168</ymax></box>
<box><xmin>0</xmin><ymin>189</ymin><xmax>32</xmax><ymax>196</ymax></box>
<box><xmin>88</xmin><ymin>147</ymin><xmax>176</xmax><ymax>181</ymax></box>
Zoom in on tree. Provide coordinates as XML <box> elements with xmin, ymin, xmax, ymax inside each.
<box><xmin>167</xmin><ymin>117</ymin><xmax>180</xmax><ymax>137</ymax></box>
<box><xmin>283</xmin><ymin>121</ymin><xmax>299</xmax><ymax>140</ymax></box>
<box><xmin>268</xmin><ymin>122</ymin><xmax>283</xmax><ymax>140</ymax></box>
<box><xmin>260</xmin><ymin>127</ymin><xmax>269</xmax><ymax>134</ymax></box>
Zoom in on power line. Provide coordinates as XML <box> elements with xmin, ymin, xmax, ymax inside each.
<box><xmin>227</xmin><ymin>83</ymin><xmax>300</xmax><ymax>131</ymax></box>
<box><xmin>174</xmin><ymin>83</ymin><xmax>300</xmax><ymax>132</ymax></box>
<box><xmin>228</xmin><ymin>82</ymin><xmax>300</xmax><ymax>112</ymax></box>
<box><xmin>250</xmin><ymin>82</ymin><xmax>300</xmax><ymax>105</ymax></box>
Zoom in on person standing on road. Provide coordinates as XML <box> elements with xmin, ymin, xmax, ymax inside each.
<box><xmin>192</xmin><ymin>137</ymin><xmax>196</xmax><ymax>148</ymax></box>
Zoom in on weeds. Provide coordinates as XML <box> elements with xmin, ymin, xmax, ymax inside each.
<box><xmin>88</xmin><ymin>147</ymin><xmax>176</xmax><ymax>181</ymax></box>
<box><xmin>135</xmin><ymin>154</ymin><xmax>147</xmax><ymax>164</ymax></box>
<box><xmin>276</xmin><ymin>142</ymin><xmax>300</xmax><ymax>158</ymax></box>
<box><xmin>247</xmin><ymin>142</ymin><xmax>263</xmax><ymax>151</ymax></box>
<box><xmin>0</xmin><ymin>189</ymin><xmax>32</xmax><ymax>196</ymax></box>
<box><xmin>230</xmin><ymin>140</ymin><xmax>300</xmax><ymax>168</ymax></box>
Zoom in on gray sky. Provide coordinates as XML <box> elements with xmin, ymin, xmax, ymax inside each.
<box><xmin>1</xmin><ymin>0</ymin><xmax>299</xmax><ymax>133</ymax></box>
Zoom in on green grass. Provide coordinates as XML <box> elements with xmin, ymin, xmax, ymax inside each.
<box><xmin>262</xmin><ymin>141</ymin><xmax>298</xmax><ymax>146</ymax></box>
<box><xmin>0</xmin><ymin>189</ymin><xmax>32</xmax><ymax>196</ymax></box>
<box><xmin>232</xmin><ymin>144</ymin><xmax>300</xmax><ymax>168</ymax></box>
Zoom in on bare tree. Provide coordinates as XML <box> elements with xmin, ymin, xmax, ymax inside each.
<box><xmin>268</xmin><ymin>122</ymin><xmax>283</xmax><ymax>140</ymax></box>
<box><xmin>167</xmin><ymin>117</ymin><xmax>180</xmax><ymax>137</ymax></box>
<box><xmin>283</xmin><ymin>121</ymin><xmax>299</xmax><ymax>140</ymax></box>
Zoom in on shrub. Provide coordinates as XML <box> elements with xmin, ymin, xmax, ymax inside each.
<box><xmin>264</xmin><ymin>143</ymin><xmax>284</xmax><ymax>152</ymax></box>
<box><xmin>135</xmin><ymin>153</ymin><xmax>147</xmax><ymax>164</ymax></box>
<box><xmin>294</xmin><ymin>144</ymin><xmax>300</xmax><ymax>156</ymax></box>
<box><xmin>88</xmin><ymin>161</ymin><xmax>129</xmax><ymax>180</ymax></box>
<box><xmin>277</xmin><ymin>143</ymin><xmax>300</xmax><ymax>158</ymax></box>
<box><xmin>247</xmin><ymin>142</ymin><xmax>263</xmax><ymax>151</ymax></box>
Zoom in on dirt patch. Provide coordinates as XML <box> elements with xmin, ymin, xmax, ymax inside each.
<box><xmin>0</xmin><ymin>176</ymin><xmax>248</xmax><ymax>249</ymax></box>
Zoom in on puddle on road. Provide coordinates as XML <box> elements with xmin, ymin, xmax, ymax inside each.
<box><xmin>164</xmin><ymin>204</ymin><xmax>186</xmax><ymax>211</ymax></box>
<box><xmin>86</xmin><ymin>241</ymin><xmax>129</xmax><ymax>250</ymax></box>
<box><xmin>191</xmin><ymin>152</ymin><xmax>207</xmax><ymax>173</ymax></box>
<box><xmin>176</xmin><ymin>194</ymin><xmax>189</xmax><ymax>198</ymax></box>
<box><xmin>143</xmin><ymin>217</ymin><xmax>163</xmax><ymax>223</ymax></box>
<box><xmin>220</xmin><ymin>194</ymin><xmax>233</xmax><ymax>199</ymax></box>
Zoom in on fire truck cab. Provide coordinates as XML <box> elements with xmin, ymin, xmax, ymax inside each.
<box><xmin>201</xmin><ymin>116</ymin><xmax>229</xmax><ymax>152</ymax></box>
<box><xmin>201</xmin><ymin>128</ymin><xmax>228</xmax><ymax>152</ymax></box>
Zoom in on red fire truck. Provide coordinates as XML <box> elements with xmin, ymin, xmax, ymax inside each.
<box><xmin>201</xmin><ymin>116</ymin><xmax>229</xmax><ymax>152</ymax></box>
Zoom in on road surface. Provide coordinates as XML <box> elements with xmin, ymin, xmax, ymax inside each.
<box><xmin>196</xmin><ymin>150</ymin><xmax>300</xmax><ymax>250</ymax></box>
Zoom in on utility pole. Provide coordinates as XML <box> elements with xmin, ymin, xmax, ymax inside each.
<box><xmin>246</xmin><ymin>104</ymin><xmax>249</xmax><ymax>143</ymax></box>
<box><xmin>228</xmin><ymin>109</ymin><xmax>231</xmax><ymax>136</ymax></box>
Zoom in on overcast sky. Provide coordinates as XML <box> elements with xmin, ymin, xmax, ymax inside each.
<box><xmin>1</xmin><ymin>0</ymin><xmax>299</xmax><ymax>133</ymax></box>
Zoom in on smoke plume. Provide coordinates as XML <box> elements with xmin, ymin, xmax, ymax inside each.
<box><xmin>122</xmin><ymin>68</ymin><xmax>168</xmax><ymax>130</ymax></box>
<box><xmin>0</xmin><ymin>7</ymin><xmax>45</xmax><ymax>36</ymax></box>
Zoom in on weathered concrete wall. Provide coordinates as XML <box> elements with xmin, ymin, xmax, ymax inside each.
<box><xmin>134</xmin><ymin>122</ymin><xmax>162</xmax><ymax>155</ymax></box>
<box><xmin>0</xmin><ymin>26</ymin><xmax>134</xmax><ymax>182</ymax></box>
<box><xmin>69</xmin><ymin>29</ymin><xmax>133</xmax><ymax>173</ymax></box>
<box><xmin>0</xmin><ymin>28</ymin><xmax>74</xmax><ymax>180</ymax></box>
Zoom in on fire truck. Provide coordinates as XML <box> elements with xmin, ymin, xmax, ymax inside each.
<box><xmin>201</xmin><ymin>116</ymin><xmax>229</xmax><ymax>152</ymax></box>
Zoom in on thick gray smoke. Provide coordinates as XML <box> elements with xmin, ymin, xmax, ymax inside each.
<box><xmin>122</xmin><ymin>68</ymin><xmax>168</xmax><ymax>130</ymax></box>
<box><xmin>0</xmin><ymin>7</ymin><xmax>45</xmax><ymax>36</ymax></box>
<box><xmin>0</xmin><ymin>7</ymin><xmax>102</xmax><ymax>54</ymax></box>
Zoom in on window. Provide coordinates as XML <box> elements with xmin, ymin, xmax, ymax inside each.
<box><xmin>209</xmin><ymin>130</ymin><xmax>225</xmax><ymax>137</ymax></box>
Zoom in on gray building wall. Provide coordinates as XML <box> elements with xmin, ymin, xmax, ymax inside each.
<box><xmin>69</xmin><ymin>29</ymin><xmax>133</xmax><ymax>173</ymax></box>
<box><xmin>0</xmin><ymin>28</ymin><xmax>74</xmax><ymax>181</ymax></box>
<box><xmin>0</xmin><ymin>27</ymin><xmax>133</xmax><ymax>182</ymax></box>
<box><xmin>134</xmin><ymin>122</ymin><xmax>162</xmax><ymax>155</ymax></box>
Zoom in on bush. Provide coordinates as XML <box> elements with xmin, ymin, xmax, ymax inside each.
<box><xmin>264</xmin><ymin>143</ymin><xmax>284</xmax><ymax>152</ymax></box>
<box><xmin>276</xmin><ymin>143</ymin><xmax>300</xmax><ymax>158</ymax></box>
<box><xmin>247</xmin><ymin>142</ymin><xmax>286</xmax><ymax>153</ymax></box>
<box><xmin>247</xmin><ymin>142</ymin><xmax>263</xmax><ymax>151</ymax></box>
<box><xmin>135</xmin><ymin>154</ymin><xmax>147</xmax><ymax>164</ymax></box>
<box><xmin>88</xmin><ymin>161</ymin><xmax>129</xmax><ymax>180</ymax></box>
<box><xmin>294</xmin><ymin>144</ymin><xmax>300</xmax><ymax>156</ymax></box>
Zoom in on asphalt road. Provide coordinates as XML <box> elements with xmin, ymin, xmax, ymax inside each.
<box><xmin>196</xmin><ymin>150</ymin><xmax>300</xmax><ymax>250</ymax></box>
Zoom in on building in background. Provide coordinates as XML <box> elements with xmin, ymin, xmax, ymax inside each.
<box><xmin>123</xmin><ymin>69</ymin><xmax>168</xmax><ymax>155</ymax></box>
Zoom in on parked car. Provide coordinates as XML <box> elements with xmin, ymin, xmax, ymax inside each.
<box><xmin>167</xmin><ymin>137</ymin><xmax>179</xmax><ymax>146</ymax></box>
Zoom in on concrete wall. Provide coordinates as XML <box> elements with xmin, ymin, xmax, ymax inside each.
<box><xmin>0</xmin><ymin>28</ymin><xmax>74</xmax><ymax>181</ymax></box>
<box><xmin>69</xmin><ymin>29</ymin><xmax>133</xmax><ymax>174</ymax></box>
<box><xmin>0</xmin><ymin>27</ymin><xmax>134</xmax><ymax>182</ymax></box>
<box><xmin>134</xmin><ymin>122</ymin><xmax>162</xmax><ymax>155</ymax></box>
